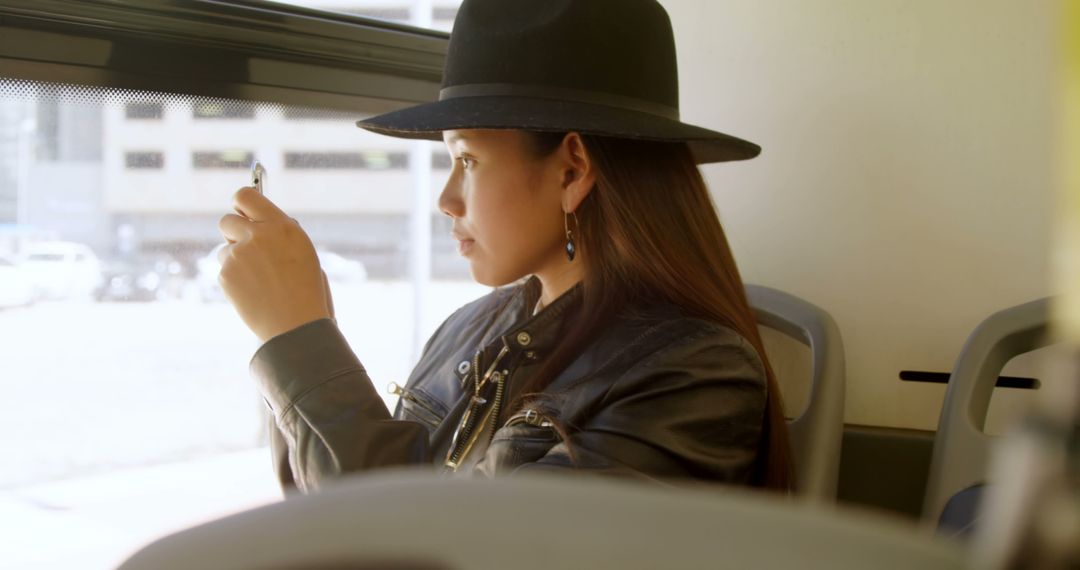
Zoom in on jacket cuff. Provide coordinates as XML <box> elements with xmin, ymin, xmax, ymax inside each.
<box><xmin>249</xmin><ymin>318</ymin><xmax>365</xmax><ymax>415</ymax></box>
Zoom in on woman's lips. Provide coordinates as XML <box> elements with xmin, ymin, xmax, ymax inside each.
<box><xmin>451</xmin><ymin>230</ymin><xmax>474</xmax><ymax>255</ymax></box>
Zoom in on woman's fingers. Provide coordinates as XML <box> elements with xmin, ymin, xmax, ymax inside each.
<box><xmin>232</xmin><ymin>186</ymin><xmax>289</xmax><ymax>222</ymax></box>
<box><xmin>218</xmin><ymin>213</ymin><xmax>254</xmax><ymax>244</ymax></box>
<box><xmin>216</xmin><ymin>189</ymin><xmax>330</xmax><ymax>342</ymax></box>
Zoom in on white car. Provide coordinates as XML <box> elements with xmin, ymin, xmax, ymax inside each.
<box><xmin>21</xmin><ymin>241</ymin><xmax>104</xmax><ymax>301</ymax></box>
<box><xmin>0</xmin><ymin>256</ymin><xmax>36</xmax><ymax>309</ymax></box>
<box><xmin>196</xmin><ymin>243</ymin><xmax>366</xmax><ymax>302</ymax></box>
<box><xmin>317</xmin><ymin>250</ymin><xmax>368</xmax><ymax>283</ymax></box>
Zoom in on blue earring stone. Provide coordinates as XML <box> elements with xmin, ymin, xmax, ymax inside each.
<box><xmin>566</xmin><ymin>238</ymin><xmax>576</xmax><ymax>261</ymax></box>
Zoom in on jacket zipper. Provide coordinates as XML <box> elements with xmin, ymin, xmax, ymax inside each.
<box><xmin>446</xmin><ymin>369</ymin><xmax>505</xmax><ymax>470</ymax></box>
<box><xmin>484</xmin><ymin>369</ymin><xmax>509</xmax><ymax>447</ymax></box>
<box><xmin>444</xmin><ymin>340</ymin><xmax>510</xmax><ymax>471</ymax></box>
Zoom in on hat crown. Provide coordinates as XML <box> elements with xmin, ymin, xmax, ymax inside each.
<box><xmin>356</xmin><ymin>0</ymin><xmax>759</xmax><ymax>164</ymax></box>
<box><xmin>443</xmin><ymin>0</ymin><xmax>679</xmax><ymax>114</ymax></box>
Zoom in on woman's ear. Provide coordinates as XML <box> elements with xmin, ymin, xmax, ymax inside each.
<box><xmin>559</xmin><ymin>132</ymin><xmax>596</xmax><ymax>212</ymax></box>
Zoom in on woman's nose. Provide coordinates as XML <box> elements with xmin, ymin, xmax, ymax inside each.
<box><xmin>438</xmin><ymin>177</ymin><xmax>464</xmax><ymax>218</ymax></box>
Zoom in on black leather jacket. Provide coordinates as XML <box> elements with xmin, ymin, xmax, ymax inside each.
<box><xmin>252</xmin><ymin>276</ymin><xmax>768</xmax><ymax>493</ymax></box>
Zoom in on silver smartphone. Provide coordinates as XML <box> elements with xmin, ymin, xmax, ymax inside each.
<box><xmin>251</xmin><ymin>160</ymin><xmax>266</xmax><ymax>194</ymax></box>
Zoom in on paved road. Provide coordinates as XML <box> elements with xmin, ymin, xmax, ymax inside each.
<box><xmin>1</xmin><ymin>449</ymin><xmax>280</xmax><ymax>569</ymax></box>
<box><xmin>0</xmin><ymin>279</ymin><xmax>488</xmax><ymax>568</ymax></box>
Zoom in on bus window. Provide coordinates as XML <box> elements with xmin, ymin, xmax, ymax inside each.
<box><xmin>0</xmin><ymin>2</ymin><xmax>469</xmax><ymax>567</ymax></box>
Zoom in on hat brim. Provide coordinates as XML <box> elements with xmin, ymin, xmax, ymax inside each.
<box><xmin>355</xmin><ymin>96</ymin><xmax>760</xmax><ymax>164</ymax></box>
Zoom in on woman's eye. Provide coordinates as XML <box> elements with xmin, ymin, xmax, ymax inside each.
<box><xmin>457</xmin><ymin>156</ymin><xmax>474</xmax><ymax>170</ymax></box>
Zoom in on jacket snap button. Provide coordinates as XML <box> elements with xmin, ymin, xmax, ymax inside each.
<box><xmin>387</xmin><ymin>381</ymin><xmax>403</xmax><ymax>395</ymax></box>
<box><xmin>456</xmin><ymin>360</ymin><xmax>471</xmax><ymax>375</ymax></box>
<box><xmin>516</xmin><ymin>332</ymin><xmax>532</xmax><ymax>346</ymax></box>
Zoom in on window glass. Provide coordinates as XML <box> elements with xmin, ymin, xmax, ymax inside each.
<box><xmin>432</xmin><ymin>6</ymin><xmax>459</xmax><ymax>22</ymax></box>
<box><xmin>0</xmin><ymin>72</ymin><xmax>479</xmax><ymax>568</ymax></box>
<box><xmin>271</xmin><ymin>0</ymin><xmax>459</xmax><ymax>32</ymax></box>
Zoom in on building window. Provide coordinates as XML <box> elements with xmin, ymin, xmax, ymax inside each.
<box><xmin>282</xmin><ymin>107</ymin><xmax>362</xmax><ymax>121</ymax></box>
<box><xmin>125</xmin><ymin>101</ymin><xmax>164</xmax><ymax>120</ymax></box>
<box><xmin>125</xmin><ymin>151</ymin><xmax>164</xmax><ymax>169</ymax></box>
<box><xmin>192</xmin><ymin>101</ymin><xmax>256</xmax><ymax>120</ymax></box>
<box><xmin>333</xmin><ymin>7</ymin><xmax>411</xmax><ymax>22</ymax></box>
<box><xmin>433</xmin><ymin>7</ymin><xmax>458</xmax><ymax>21</ymax></box>
<box><xmin>432</xmin><ymin>151</ymin><xmax>452</xmax><ymax>170</ymax></box>
<box><xmin>193</xmin><ymin>150</ymin><xmax>254</xmax><ymax>169</ymax></box>
<box><xmin>285</xmin><ymin>151</ymin><xmax>408</xmax><ymax>170</ymax></box>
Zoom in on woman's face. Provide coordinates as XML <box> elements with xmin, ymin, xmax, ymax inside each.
<box><xmin>439</xmin><ymin>129</ymin><xmax>567</xmax><ymax>287</ymax></box>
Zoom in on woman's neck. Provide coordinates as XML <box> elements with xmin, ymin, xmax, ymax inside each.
<box><xmin>534</xmin><ymin>261</ymin><xmax>584</xmax><ymax>309</ymax></box>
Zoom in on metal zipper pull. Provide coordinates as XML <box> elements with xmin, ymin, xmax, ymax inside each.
<box><xmin>474</xmin><ymin>343</ymin><xmax>510</xmax><ymax>392</ymax></box>
<box><xmin>505</xmin><ymin>408</ymin><xmax>555</xmax><ymax>428</ymax></box>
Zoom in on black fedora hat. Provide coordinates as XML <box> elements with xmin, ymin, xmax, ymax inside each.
<box><xmin>356</xmin><ymin>0</ymin><xmax>760</xmax><ymax>164</ymax></box>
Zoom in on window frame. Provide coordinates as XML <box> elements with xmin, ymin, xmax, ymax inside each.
<box><xmin>0</xmin><ymin>0</ymin><xmax>447</xmax><ymax>113</ymax></box>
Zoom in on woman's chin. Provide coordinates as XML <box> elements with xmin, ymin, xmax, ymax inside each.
<box><xmin>468</xmin><ymin>263</ymin><xmax>524</xmax><ymax>288</ymax></box>
<box><xmin>469</xmin><ymin>270</ymin><xmax>506</xmax><ymax>288</ymax></box>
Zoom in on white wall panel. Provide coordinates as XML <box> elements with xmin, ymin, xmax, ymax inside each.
<box><xmin>665</xmin><ymin>0</ymin><xmax>1059</xmax><ymax>429</ymax></box>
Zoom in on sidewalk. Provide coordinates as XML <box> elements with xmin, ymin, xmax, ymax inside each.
<box><xmin>0</xmin><ymin>448</ymin><xmax>281</xmax><ymax>569</ymax></box>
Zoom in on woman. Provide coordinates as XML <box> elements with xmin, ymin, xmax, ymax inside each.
<box><xmin>218</xmin><ymin>0</ymin><xmax>793</xmax><ymax>494</ymax></box>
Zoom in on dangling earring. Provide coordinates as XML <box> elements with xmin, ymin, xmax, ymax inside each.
<box><xmin>564</xmin><ymin>210</ymin><xmax>579</xmax><ymax>262</ymax></box>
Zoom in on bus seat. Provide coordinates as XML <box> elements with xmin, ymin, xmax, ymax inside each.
<box><xmin>922</xmin><ymin>297</ymin><xmax>1053</xmax><ymax>527</ymax></box>
<box><xmin>116</xmin><ymin>470</ymin><xmax>964</xmax><ymax>570</ymax></box>
<box><xmin>746</xmin><ymin>284</ymin><xmax>846</xmax><ymax>502</ymax></box>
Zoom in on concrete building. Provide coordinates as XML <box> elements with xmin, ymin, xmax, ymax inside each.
<box><xmin>0</xmin><ymin>85</ymin><xmax>108</xmax><ymax>258</ymax></box>
<box><xmin>102</xmin><ymin>96</ymin><xmax>454</xmax><ymax>278</ymax></box>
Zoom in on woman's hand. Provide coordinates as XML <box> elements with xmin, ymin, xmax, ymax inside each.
<box><xmin>218</xmin><ymin>187</ymin><xmax>333</xmax><ymax>343</ymax></box>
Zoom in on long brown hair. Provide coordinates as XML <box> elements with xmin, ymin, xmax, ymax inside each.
<box><xmin>512</xmin><ymin>131</ymin><xmax>793</xmax><ymax>491</ymax></box>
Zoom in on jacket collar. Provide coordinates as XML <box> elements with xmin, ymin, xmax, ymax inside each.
<box><xmin>501</xmin><ymin>275</ymin><xmax>582</xmax><ymax>357</ymax></box>
<box><xmin>467</xmin><ymin>276</ymin><xmax>582</xmax><ymax>373</ymax></box>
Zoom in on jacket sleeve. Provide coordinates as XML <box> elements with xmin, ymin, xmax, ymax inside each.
<box><xmin>251</xmin><ymin>318</ymin><xmax>433</xmax><ymax>494</ymax></box>
<box><xmin>480</xmin><ymin>326</ymin><xmax>768</xmax><ymax>483</ymax></box>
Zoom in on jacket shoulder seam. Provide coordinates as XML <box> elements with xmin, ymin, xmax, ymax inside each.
<box><xmin>553</xmin><ymin>317</ymin><xmax>737</xmax><ymax>397</ymax></box>
<box><xmin>595</xmin><ymin>319</ymin><xmax>763</xmax><ymax>406</ymax></box>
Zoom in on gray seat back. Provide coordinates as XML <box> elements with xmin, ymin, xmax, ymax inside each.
<box><xmin>746</xmin><ymin>284</ymin><xmax>846</xmax><ymax>502</ymax></box>
<box><xmin>117</xmin><ymin>470</ymin><xmax>965</xmax><ymax>570</ymax></box>
<box><xmin>922</xmin><ymin>297</ymin><xmax>1053</xmax><ymax>524</ymax></box>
